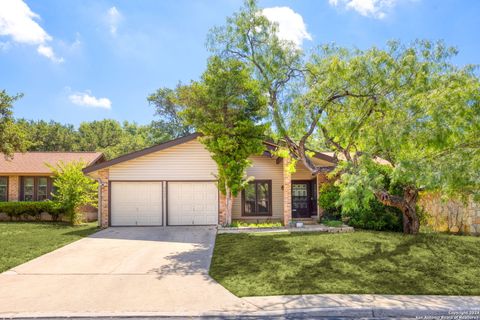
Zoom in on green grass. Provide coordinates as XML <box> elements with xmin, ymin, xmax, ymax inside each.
<box><xmin>320</xmin><ymin>219</ymin><xmax>344</xmax><ymax>227</ymax></box>
<box><xmin>0</xmin><ymin>222</ymin><xmax>99</xmax><ymax>273</ymax></box>
<box><xmin>210</xmin><ymin>231</ymin><xmax>480</xmax><ymax>297</ymax></box>
<box><xmin>228</xmin><ymin>220</ymin><xmax>283</xmax><ymax>228</ymax></box>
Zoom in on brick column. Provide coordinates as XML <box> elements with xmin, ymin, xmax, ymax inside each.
<box><xmin>8</xmin><ymin>176</ymin><xmax>19</xmax><ymax>201</ymax></box>
<box><xmin>98</xmin><ymin>169</ymin><xmax>109</xmax><ymax>228</ymax></box>
<box><xmin>218</xmin><ymin>192</ymin><xmax>227</xmax><ymax>226</ymax></box>
<box><xmin>283</xmin><ymin>158</ymin><xmax>292</xmax><ymax>226</ymax></box>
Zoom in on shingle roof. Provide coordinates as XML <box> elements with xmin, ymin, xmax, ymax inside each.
<box><xmin>0</xmin><ymin>152</ymin><xmax>104</xmax><ymax>175</ymax></box>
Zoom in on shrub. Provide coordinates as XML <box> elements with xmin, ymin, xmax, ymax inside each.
<box><xmin>49</xmin><ymin>161</ymin><xmax>98</xmax><ymax>226</ymax></box>
<box><xmin>228</xmin><ymin>220</ymin><xmax>283</xmax><ymax>228</ymax></box>
<box><xmin>318</xmin><ymin>182</ymin><xmax>403</xmax><ymax>232</ymax></box>
<box><xmin>345</xmin><ymin>200</ymin><xmax>403</xmax><ymax>232</ymax></box>
<box><xmin>0</xmin><ymin>201</ymin><xmax>65</xmax><ymax>221</ymax></box>
<box><xmin>318</xmin><ymin>183</ymin><xmax>341</xmax><ymax>219</ymax></box>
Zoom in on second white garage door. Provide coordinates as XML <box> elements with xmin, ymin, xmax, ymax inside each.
<box><xmin>111</xmin><ymin>182</ymin><xmax>163</xmax><ymax>226</ymax></box>
<box><xmin>168</xmin><ymin>182</ymin><xmax>218</xmax><ymax>225</ymax></box>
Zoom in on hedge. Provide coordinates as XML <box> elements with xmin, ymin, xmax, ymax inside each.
<box><xmin>0</xmin><ymin>201</ymin><xmax>65</xmax><ymax>221</ymax></box>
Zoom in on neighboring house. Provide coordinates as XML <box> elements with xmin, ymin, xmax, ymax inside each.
<box><xmin>83</xmin><ymin>133</ymin><xmax>336</xmax><ymax>227</ymax></box>
<box><xmin>0</xmin><ymin>152</ymin><xmax>104</xmax><ymax>204</ymax></box>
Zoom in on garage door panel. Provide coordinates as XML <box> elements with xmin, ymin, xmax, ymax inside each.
<box><xmin>111</xmin><ymin>182</ymin><xmax>163</xmax><ymax>226</ymax></box>
<box><xmin>168</xmin><ymin>182</ymin><xmax>218</xmax><ymax>225</ymax></box>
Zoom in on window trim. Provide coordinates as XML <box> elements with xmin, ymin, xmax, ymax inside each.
<box><xmin>0</xmin><ymin>176</ymin><xmax>8</xmax><ymax>202</ymax></box>
<box><xmin>241</xmin><ymin>179</ymin><xmax>273</xmax><ymax>217</ymax></box>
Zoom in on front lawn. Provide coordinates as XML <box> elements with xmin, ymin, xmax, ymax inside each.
<box><xmin>0</xmin><ymin>222</ymin><xmax>98</xmax><ymax>273</ymax></box>
<box><xmin>210</xmin><ymin>231</ymin><xmax>480</xmax><ymax>297</ymax></box>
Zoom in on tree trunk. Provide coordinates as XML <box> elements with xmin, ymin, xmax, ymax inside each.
<box><xmin>375</xmin><ymin>187</ymin><xmax>420</xmax><ymax>234</ymax></box>
<box><xmin>224</xmin><ymin>186</ymin><xmax>233</xmax><ymax>226</ymax></box>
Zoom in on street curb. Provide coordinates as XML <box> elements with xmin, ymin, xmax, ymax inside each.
<box><xmin>1</xmin><ymin>306</ymin><xmax>479</xmax><ymax>319</ymax></box>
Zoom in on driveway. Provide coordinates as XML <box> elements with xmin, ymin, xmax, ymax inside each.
<box><xmin>0</xmin><ymin>226</ymin><xmax>255</xmax><ymax>317</ymax></box>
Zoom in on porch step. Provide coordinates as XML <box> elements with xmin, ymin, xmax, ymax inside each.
<box><xmin>293</xmin><ymin>218</ymin><xmax>318</xmax><ymax>225</ymax></box>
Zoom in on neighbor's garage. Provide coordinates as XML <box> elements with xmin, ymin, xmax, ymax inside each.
<box><xmin>110</xmin><ymin>182</ymin><xmax>163</xmax><ymax>226</ymax></box>
<box><xmin>167</xmin><ymin>182</ymin><xmax>218</xmax><ymax>225</ymax></box>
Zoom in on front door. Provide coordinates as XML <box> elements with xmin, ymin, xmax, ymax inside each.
<box><xmin>292</xmin><ymin>181</ymin><xmax>310</xmax><ymax>218</ymax></box>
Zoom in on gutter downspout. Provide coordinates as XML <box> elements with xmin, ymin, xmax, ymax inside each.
<box><xmin>96</xmin><ymin>178</ymin><xmax>103</xmax><ymax>227</ymax></box>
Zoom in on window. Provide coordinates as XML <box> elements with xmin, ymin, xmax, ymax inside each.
<box><xmin>0</xmin><ymin>177</ymin><xmax>7</xmax><ymax>202</ymax></box>
<box><xmin>23</xmin><ymin>177</ymin><xmax>35</xmax><ymax>201</ymax></box>
<box><xmin>37</xmin><ymin>177</ymin><xmax>48</xmax><ymax>201</ymax></box>
<box><xmin>242</xmin><ymin>180</ymin><xmax>272</xmax><ymax>216</ymax></box>
<box><xmin>21</xmin><ymin>177</ymin><xmax>52</xmax><ymax>201</ymax></box>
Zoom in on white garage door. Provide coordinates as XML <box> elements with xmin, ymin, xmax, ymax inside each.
<box><xmin>111</xmin><ymin>182</ymin><xmax>163</xmax><ymax>226</ymax></box>
<box><xmin>168</xmin><ymin>182</ymin><xmax>218</xmax><ymax>225</ymax></box>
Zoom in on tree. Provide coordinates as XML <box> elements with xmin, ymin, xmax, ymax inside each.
<box><xmin>16</xmin><ymin>119</ymin><xmax>78</xmax><ymax>151</ymax></box>
<box><xmin>208</xmin><ymin>0</ymin><xmax>480</xmax><ymax>233</ymax></box>
<box><xmin>0</xmin><ymin>90</ymin><xmax>27</xmax><ymax>156</ymax></box>
<box><xmin>101</xmin><ymin>121</ymin><xmax>154</xmax><ymax>159</ymax></box>
<box><xmin>49</xmin><ymin>161</ymin><xmax>98</xmax><ymax>226</ymax></box>
<box><xmin>148</xmin><ymin>87</ymin><xmax>193</xmax><ymax>138</ymax></box>
<box><xmin>178</xmin><ymin>57</ymin><xmax>267</xmax><ymax>225</ymax></box>
<box><xmin>77</xmin><ymin>119</ymin><xmax>123</xmax><ymax>151</ymax></box>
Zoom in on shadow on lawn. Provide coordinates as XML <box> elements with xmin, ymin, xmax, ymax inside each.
<box><xmin>211</xmin><ymin>232</ymin><xmax>480</xmax><ymax>296</ymax></box>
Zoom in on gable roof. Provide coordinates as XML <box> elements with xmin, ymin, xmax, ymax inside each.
<box><xmin>83</xmin><ymin>133</ymin><xmax>201</xmax><ymax>174</ymax></box>
<box><xmin>0</xmin><ymin>152</ymin><xmax>105</xmax><ymax>175</ymax></box>
<box><xmin>82</xmin><ymin>133</ymin><xmax>337</xmax><ymax>174</ymax></box>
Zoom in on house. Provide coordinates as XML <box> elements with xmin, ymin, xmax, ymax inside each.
<box><xmin>0</xmin><ymin>152</ymin><xmax>105</xmax><ymax>220</ymax></box>
<box><xmin>82</xmin><ymin>133</ymin><xmax>336</xmax><ymax>227</ymax></box>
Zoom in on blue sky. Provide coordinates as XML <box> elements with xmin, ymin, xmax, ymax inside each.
<box><xmin>0</xmin><ymin>0</ymin><xmax>479</xmax><ymax>126</ymax></box>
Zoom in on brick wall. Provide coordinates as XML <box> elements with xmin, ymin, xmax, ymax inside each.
<box><xmin>8</xmin><ymin>176</ymin><xmax>19</xmax><ymax>201</ymax></box>
<box><xmin>98</xmin><ymin>169</ymin><xmax>109</xmax><ymax>228</ymax></box>
<box><xmin>283</xmin><ymin>158</ymin><xmax>292</xmax><ymax>226</ymax></box>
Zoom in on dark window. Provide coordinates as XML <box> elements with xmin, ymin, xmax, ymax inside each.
<box><xmin>37</xmin><ymin>177</ymin><xmax>48</xmax><ymax>201</ymax></box>
<box><xmin>242</xmin><ymin>180</ymin><xmax>272</xmax><ymax>216</ymax></box>
<box><xmin>0</xmin><ymin>177</ymin><xmax>7</xmax><ymax>202</ymax></box>
<box><xmin>21</xmin><ymin>177</ymin><xmax>52</xmax><ymax>201</ymax></box>
<box><xmin>23</xmin><ymin>177</ymin><xmax>35</xmax><ymax>201</ymax></box>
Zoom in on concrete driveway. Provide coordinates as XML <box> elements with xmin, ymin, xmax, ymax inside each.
<box><xmin>0</xmin><ymin>226</ymin><xmax>254</xmax><ymax>317</ymax></box>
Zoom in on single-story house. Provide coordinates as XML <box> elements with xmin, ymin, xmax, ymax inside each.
<box><xmin>83</xmin><ymin>133</ymin><xmax>336</xmax><ymax>227</ymax></box>
<box><xmin>0</xmin><ymin>152</ymin><xmax>105</xmax><ymax>220</ymax></box>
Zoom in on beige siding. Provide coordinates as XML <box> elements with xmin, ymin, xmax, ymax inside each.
<box><xmin>109</xmin><ymin>140</ymin><xmax>218</xmax><ymax>181</ymax></box>
<box><xmin>232</xmin><ymin>156</ymin><xmax>284</xmax><ymax>221</ymax></box>
<box><xmin>292</xmin><ymin>162</ymin><xmax>316</xmax><ymax>180</ymax></box>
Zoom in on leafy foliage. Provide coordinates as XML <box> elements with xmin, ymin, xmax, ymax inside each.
<box><xmin>0</xmin><ymin>90</ymin><xmax>27</xmax><ymax>156</ymax></box>
<box><xmin>147</xmin><ymin>87</ymin><xmax>193</xmax><ymax>138</ymax></box>
<box><xmin>49</xmin><ymin>161</ymin><xmax>98</xmax><ymax>225</ymax></box>
<box><xmin>318</xmin><ymin>179</ymin><xmax>403</xmax><ymax>231</ymax></box>
<box><xmin>0</xmin><ymin>201</ymin><xmax>64</xmax><ymax>221</ymax></box>
<box><xmin>14</xmin><ymin>118</ymin><xmax>172</xmax><ymax>160</ymax></box>
<box><xmin>16</xmin><ymin>119</ymin><xmax>78</xmax><ymax>152</ymax></box>
<box><xmin>318</xmin><ymin>183</ymin><xmax>341</xmax><ymax>219</ymax></box>
<box><xmin>179</xmin><ymin>57</ymin><xmax>268</xmax><ymax>224</ymax></box>
<box><xmin>229</xmin><ymin>220</ymin><xmax>283</xmax><ymax>228</ymax></box>
<box><xmin>207</xmin><ymin>0</ymin><xmax>480</xmax><ymax>233</ymax></box>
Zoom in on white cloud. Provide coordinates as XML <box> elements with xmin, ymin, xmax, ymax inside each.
<box><xmin>262</xmin><ymin>7</ymin><xmax>312</xmax><ymax>48</ymax></box>
<box><xmin>0</xmin><ymin>0</ymin><xmax>63</xmax><ymax>62</ymax></box>
<box><xmin>37</xmin><ymin>44</ymin><xmax>63</xmax><ymax>63</ymax></box>
<box><xmin>107</xmin><ymin>6</ymin><xmax>122</xmax><ymax>35</ymax></box>
<box><xmin>69</xmin><ymin>91</ymin><xmax>111</xmax><ymax>109</ymax></box>
<box><xmin>329</xmin><ymin>0</ymin><xmax>397</xmax><ymax>19</ymax></box>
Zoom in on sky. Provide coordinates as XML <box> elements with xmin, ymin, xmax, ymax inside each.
<box><xmin>0</xmin><ymin>0</ymin><xmax>479</xmax><ymax>127</ymax></box>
